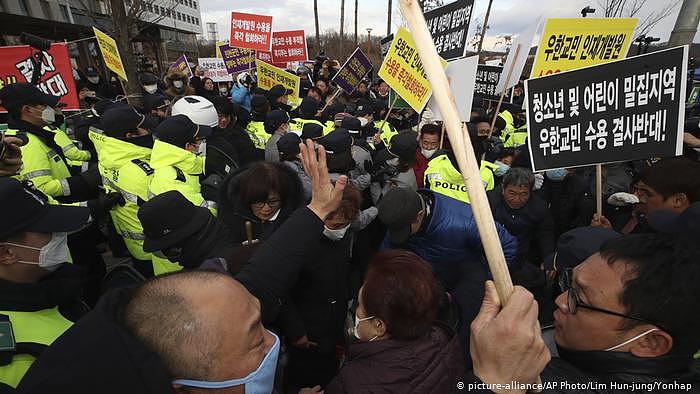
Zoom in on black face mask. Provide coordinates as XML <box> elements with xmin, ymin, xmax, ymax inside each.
<box><xmin>160</xmin><ymin>245</ymin><xmax>183</xmax><ymax>262</ymax></box>
<box><xmin>128</xmin><ymin>133</ymin><xmax>154</xmax><ymax>149</ymax></box>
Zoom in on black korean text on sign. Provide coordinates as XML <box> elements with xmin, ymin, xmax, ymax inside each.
<box><xmin>475</xmin><ymin>65</ymin><xmax>511</xmax><ymax>101</ymax></box>
<box><xmin>424</xmin><ymin>0</ymin><xmax>474</xmax><ymax>60</ymax></box>
<box><xmin>525</xmin><ymin>46</ymin><xmax>688</xmax><ymax>172</ymax></box>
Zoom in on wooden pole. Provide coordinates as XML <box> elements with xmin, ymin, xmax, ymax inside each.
<box><xmin>399</xmin><ymin>0</ymin><xmax>513</xmax><ymax>302</ymax></box>
<box><xmin>378</xmin><ymin>94</ymin><xmax>399</xmax><ymax>137</ymax></box>
<box><xmin>488</xmin><ymin>44</ymin><xmax>521</xmax><ymax>139</ymax></box>
<box><xmin>596</xmin><ymin>164</ymin><xmax>603</xmax><ymax>216</ymax></box>
<box><xmin>318</xmin><ymin>89</ymin><xmax>342</xmax><ymax>113</ymax></box>
<box><xmin>439</xmin><ymin>122</ymin><xmax>446</xmax><ymax>149</ymax></box>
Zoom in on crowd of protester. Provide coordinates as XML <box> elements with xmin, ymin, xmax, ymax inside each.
<box><xmin>0</xmin><ymin>51</ymin><xmax>698</xmax><ymax>394</ymax></box>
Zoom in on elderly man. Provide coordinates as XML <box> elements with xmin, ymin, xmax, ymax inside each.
<box><xmin>488</xmin><ymin>167</ymin><xmax>555</xmax><ymax>271</ymax></box>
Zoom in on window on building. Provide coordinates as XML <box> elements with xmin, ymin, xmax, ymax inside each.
<box><xmin>40</xmin><ymin>0</ymin><xmax>53</xmax><ymax>19</ymax></box>
<box><xmin>18</xmin><ymin>0</ymin><xmax>30</xmax><ymax>15</ymax></box>
<box><xmin>146</xmin><ymin>3</ymin><xmax>152</xmax><ymax>12</ymax></box>
<box><xmin>177</xmin><ymin>12</ymin><xmax>181</xmax><ymax>21</ymax></box>
<box><xmin>193</xmin><ymin>1</ymin><xmax>197</xmax><ymax>9</ymax></box>
<box><xmin>59</xmin><ymin>4</ymin><xmax>70</xmax><ymax>21</ymax></box>
<box><xmin>195</xmin><ymin>17</ymin><xmax>199</xmax><ymax>25</ymax></box>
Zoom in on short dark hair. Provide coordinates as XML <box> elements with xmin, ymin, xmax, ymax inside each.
<box><xmin>307</xmin><ymin>87</ymin><xmax>323</xmax><ymax>97</ymax></box>
<box><xmin>420</xmin><ymin>123</ymin><xmax>441</xmax><ymax>137</ymax></box>
<box><xmin>641</xmin><ymin>158</ymin><xmax>700</xmax><ymax>202</ymax></box>
<box><xmin>362</xmin><ymin>250</ymin><xmax>442</xmax><ymax>340</ymax></box>
<box><xmin>599</xmin><ymin>234</ymin><xmax>700</xmax><ymax>356</ymax></box>
<box><xmin>496</xmin><ymin>147</ymin><xmax>516</xmax><ymax>161</ymax></box>
<box><xmin>235</xmin><ymin>162</ymin><xmax>295</xmax><ymax>206</ymax></box>
<box><xmin>121</xmin><ymin>271</ymin><xmax>226</xmax><ymax>379</ymax></box>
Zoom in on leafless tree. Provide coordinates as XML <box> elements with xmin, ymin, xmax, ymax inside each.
<box><xmin>387</xmin><ymin>0</ymin><xmax>392</xmax><ymax>36</ymax></box>
<box><xmin>354</xmin><ymin>0</ymin><xmax>359</xmax><ymax>44</ymax></box>
<box><xmin>597</xmin><ymin>0</ymin><xmax>681</xmax><ymax>37</ymax></box>
<box><xmin>314</xmin><ymin>0</ymin><xmax>321</xmax><ymax>53</ymax></box>
<box><xmin>340</xmin><ymin>0</ymin><xmax>345</xmax><ymax>54</ymax></box>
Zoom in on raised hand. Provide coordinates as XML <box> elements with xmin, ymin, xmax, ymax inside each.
<box><xmin>299</xmin><ymin>139</ymin><xmax>347</xmax><ymax>220</ymax></box>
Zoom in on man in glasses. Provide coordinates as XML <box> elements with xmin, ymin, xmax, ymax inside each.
<box><xmin>543</xmin><ymin>234</ymin><xmax>700</xmax><ymax>390</ymax></box>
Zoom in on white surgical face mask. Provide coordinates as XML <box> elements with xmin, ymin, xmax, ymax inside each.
<box><xmin>359</xmin><ymin>117</ymin><xmax>369</xmax><ymax>127</ymax></box>
<box><xmin>604</xmin><ymin>328</ymin><xmax>659</xmax><ymax>351</ymax></box>
<box><xmin>219</xmin><ymin>86</ymin><xmax>229</xmax><ymax>94</ymax></box>
<box><xmin>41</xmin><ymin>106</ymin><xmax>56</xmax><ymax>124</ymax></box>
<box><xmin>196</xmin><ymin>140</ymin><xmax>207</xmax><ymax>156</ymax></box>
<box><xmin>3</xmin><ymin>232</ymin><xmax>69</xmax><ymax>272</ymax></box>
<box><xmin>87</xmin><ymin>76</ymin><xmax>100</xmax><ymax>84</ymax></box>
<box><xmin>323</xmin><ymin>223</ymin><xmax>350</xmax><ymax>241</ymax></box>
<box><xmin>353</xmin><ymin>315</ymin><xmax>377</xmax><ymax>341</ymax></box>
<box><xmin>173</xmin><ymin>80</ymin><xmax>184</xmax><ymax>89</ymax></box>
<box><xmin>421</xmin><ymin>148</ymin><xmax>437</xmax><ymax>158</ymax></box>
<box><xmin>386</xmin><ymin>157</ymin><xmax>400</xmax><ymax>167</ymax></box>
<box><xmin>144</xmin><ymin>84</ymin><xmax>158</xmax><ymax>94</ymax></box>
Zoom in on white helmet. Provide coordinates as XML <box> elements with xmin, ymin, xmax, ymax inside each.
<box><xmin>171</xmin><ymin>95</ymin><xmax>218</xmax><ymax>127</ymax></box>
<box><xmin>237</xmin><ymin>72</ymin><xmax>253</xmax><ymax>87</ymax></box>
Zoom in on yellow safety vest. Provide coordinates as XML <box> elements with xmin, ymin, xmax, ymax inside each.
<box><xmin>424</xmin><ymin>154</ymin><xmax>496</xmax><ymax>203</ymax></box>
<box><xmin>5</xmin><ymin>128</ymin><xmax>72</xmax><ymax>198</ymax></box>
<box><xmin>374</xmin><ymin>120</ymin><xmax>398</xmax><ymax>147</ymax></box>
<box><xmin>503</xmin><ymin>124</ymin><xmax>528</xmax><ymax>148</ymax></box>
<box><xmin>48</xmin><ymin>125</ymin><xmax>91</xmax><ymax>164</ymax></box>
<box><xmin>245</xmin><ymin>121</ymin><xmax>270</xmax><ymax>149</ymax></box>
<box><xmin>498</xmin><ymin>110</ymin><xmax>516</xmax><ymax>144</ymax></box>
<box><xmin>0</xmin><ymin>308</ymin><xmax>73</xmax><ymax>388</ymax></box>
<box><xmin>290</xmin><ymin>118</ymin><xmax>334</xmax><ymax>136</ymax></box>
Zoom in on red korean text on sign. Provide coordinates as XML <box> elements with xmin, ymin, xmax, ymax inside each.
<box><xmin>271</xmin><ymin>30</ymin><xmax>307</xmax><ymax>63</ymax></box>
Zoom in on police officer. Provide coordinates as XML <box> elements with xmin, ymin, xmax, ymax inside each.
<box><xmin>92</xmin><ymin>106</ymin><xmax>161</xmax><ymax>277</ymax></box>
<box><xmin>370</xmin><ymin>132</ymin><xmax>418</xmax><ymax>203</ymax></box>
<box><xmin>83</xmin><ymin>66</ymin><xmax>116</xmax><ymax>99</ymax></box>
<box><xmin>372</xmin><ymin>100</ymin><xmax>397</xmax><ymax>148</ymax></box>
<box><xmin>0</xmin><ymin>84</ymin><xmax>98</xmax><ymax>202</ymax></box>
<box><xmin>264</xmin><ymin>110</ymin><xmax>291</xmax><ymax>162</ymax></box>
<box><xmin>246</xmin><ymin>95</ymin><xmax>271</xmax><ymax>150</ymax></box>
<box><xmin>0</xmin><ymin>178</ymin><xmax>90</xmax><ymax>389</ymax></box>
<box><xmin>148</xmin><ymin>114</ymin><xmax>214</xmax><ymax>213</ymax></box>
<box><xmin>290</xmin><ymin>97</ymin><xmax>333</xmax><ymax>136</ymax></box>
<box><xmin>266</xmin><ymin>84</ymin><xmax>294</xmax><ymax>113</ymax></box>
<box><xmin>341</xmin><ymin>116</ymin><xmax>372</xmax><ymax>191</ymax></box>
<box><xmin>47</xmin><ymin>104</ymin><xmax>92</xmax><ymax>168</ymax></box>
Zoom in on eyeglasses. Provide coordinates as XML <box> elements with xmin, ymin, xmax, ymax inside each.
<box><xmin>251</xmin><ymin>198</ymin><xmax>281</xmax><ymax>210</ymax></box>
<box><xmin>558</xmin><ymin>268</ymin><xmax>671</xmax><ymax>334</ymax></box>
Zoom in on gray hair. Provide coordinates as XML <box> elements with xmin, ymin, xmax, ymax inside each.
<box><xmin>502</xmin><ymin>167</ymin><xmax>535</xmax><ymax>190</ymax></box>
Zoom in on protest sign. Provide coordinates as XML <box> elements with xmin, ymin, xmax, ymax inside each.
<box><xmin>215</xmin><ymin>41</ymin><xmax>226</xmax><ymax>58</ymax></box>
<box><xmin>429</xmin><ymin>55</ymin><xmax>478</xmax><ymax>121</ymax></box>
<box><xmin>255</xmin><ymin>50</ymin><xmax>286</xmax><ymax>69</ymax></box>
<box><xmin>256</xmin><ymin>59</ymin><xmax>300</xmax><ymax>100</ymax></box>
<box><xmin>0</xmin><ymin>43</ymin><xmax>79</xmax><ymax>111</ymax></box>
<box><xmin>378</xmin><ymin>27</ymin><xmax>447</xmax><ymax>113</ymax></box>
<box><xmin>197</xmin><ymin>58</ymin><xmax>233</xmax><ymax>82</ymax></box>
<box><xmin>93</xmin><ymin>27</ymin><xmax>127</xmax><ymax>81</ymax></box>
<box><xmin>169</xmin><ymin>55</ymin><xmax>192</xmax><ymax>78</ymax></box>
<box><xmin>495</xmin><ymin>17</ymin><xmax>542</xmax><ymax>95</ymax></box>
<box><xmin>380</xmin><ymin>34</ymin><xmax>394</xmax><ymax>57</ymax></box>
<box><xmin>525</xmin><ymin>46</ymin><xmax>688</xmax><ymax>172</ymax></box>
<box><xmin>424</xmin><ymin>0</ymin><xmax>473</xmax><ymax>60</ymax></box>
<box><xmin>531</xmin><ymin>18</ymin><xmax>637</xmax><ymax>78</ymax></box>
<box><xmin>475</xmin><ymin>65</ymin><xmax>511</xmax><ymax>101</ymax></box>
<box><xmin>332</xmin><ymin>47</ymin><xmax>372</xmax><ymax>94</ymax></box>
<box><xmin>271</xmin><ymin>30</ymin><xmax>308</xmax><ymax>63</ymax></box>
<box><xmin>389</xmin><ymin>89</ymin><xmax>412</xmax><ymax>109</ymax></box>
<box><xmin>230</xmin><ymin>12</ymin><xmax>273</xmax><ymax>52</ymax></box>
<box><xmin>220</xmin><ymin>45</ymin><xmax>255</xmax><ymax>74</ymax></box>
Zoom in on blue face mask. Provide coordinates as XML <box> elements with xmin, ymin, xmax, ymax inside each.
<box><xmin>546</xmin><ymin>168</ymin><xmax>568</xmax><ymax>182</ymax></box>
<box><xmin>172</xmin><ymin>330</ymin><xmax>279</xmax><ymax>392</ymax></box>
<box><xmin>494</xmin><ymin>161</ymin><xmax>510</xmax><ymax>177</ymax></box>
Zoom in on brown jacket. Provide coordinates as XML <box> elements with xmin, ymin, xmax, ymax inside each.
<box><xmin>326</xmin><ymin>323</ymin><xmax>466</xmax><ymax>393</ymax></box>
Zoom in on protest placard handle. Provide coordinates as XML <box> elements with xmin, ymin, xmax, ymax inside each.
<box><xmin>439</xmin><ymin>122</ymin><xmax>446</xmax><ymax>149</ymax></box>
<box><xmin>378</xmin><ymin>95</ymin><xmax>399</xmax><ymax>139</ymax></box>
<box><xmin>488</xmin><ymin>44</ymin><xmax>521</xmax><ymax>139</ymax></box>
<box><xmin>596</xmin><ymin>164</ymin><xmax>603</xmax><ymax>216</ymax></box>
<box><xmin>319</xmin><ymin>89</ymin><xmax>342</xmax><ymax>113</ymax></box>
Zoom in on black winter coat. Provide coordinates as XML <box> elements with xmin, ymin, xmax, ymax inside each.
<box><xmin>277</xmin><ymin>235</ymin><xmax>353</xmax><ymax>352</ymax></box>
<box><xmin>536</xmin><ymin>175</ymin><xmax>595</xmax><ymax>238</ymax></box>
<box><xmin>218</xmin><ymin>162</ymin><xmax>305</xmax><ymax>244</ymax></box>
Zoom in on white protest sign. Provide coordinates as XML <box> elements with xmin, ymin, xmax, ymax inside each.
<box><xmin>494</xmin><ymin>16</ymin><xmax>542</xmax><ymax>95</ymax></box>
<box><xmin>429</xmin><ymin>55</ymin><xmax>479</xmax><ymax>122</ymax></box>
<box><xmin>197</xmin><ymin>58</ymin><xmax>233</xmax><ymax>82</ymax></box>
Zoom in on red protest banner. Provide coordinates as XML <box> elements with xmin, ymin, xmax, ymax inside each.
<box><xmin>0</xmin><ymin>43</ymin><xmax>79</xmax><ymax>112</ymax></box>
<box><xmin>256</xmin><ymin>50</ymin><xmax>287</xmax><ymax>69</ymax></box>
<box><xmin>230</xmin><ymin>12</ymin><xmax>273</xmax><ymax>52</ymax></box>
<box><xmin>272</xmin><ymin>30</ymin><xmax>308</xmax><ymax>63</ymax></box>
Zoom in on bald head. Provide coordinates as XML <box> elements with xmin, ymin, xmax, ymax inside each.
<box><xmin>121</xmin><ymin>271</ymin><xmax>245</xmax><ymax>380</ymax></box>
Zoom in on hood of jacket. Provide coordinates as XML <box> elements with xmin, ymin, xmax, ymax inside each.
<box><xmin>96</xmin><ymin>135</ymin><xmax>152</xmax><ymax>171</ymax></box>
<box><xmin>150</xmin><ymin>139</ymin><xmax>204</xmax><ymax>174</ymax></box>
<box><xmin>164</xmin><ymin>69</ymin><xmax>196</xmax><ymax>98</ymax></box>
<box><xmin>17</xmin><ymin>288</ymin><xmax>176</xmax><ymax>394</ymax></box>
<box><xmin>333</xmin><ymin>324</ymin><xmax>466</xmax><ymax>393</ymax></box>
<box><xmin>218</xmin><ymin>161</ymin><xmax>305</xmax><ymax>226</ymax></box>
